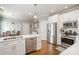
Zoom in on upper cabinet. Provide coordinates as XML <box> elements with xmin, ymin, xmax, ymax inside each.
<box><xmin>60</xmin><ymin>9</ymin><xmax>79</xmax><ymax>22</ymax></box>
<box><xmin>48</xmin><ymin>14</ymin><xmax>59</xmax><ymax>23</ymax></box>
<box><xmin>60</xmin><ymin>9</ymin><xmax>79</xmax><ymax>28</ymax></box>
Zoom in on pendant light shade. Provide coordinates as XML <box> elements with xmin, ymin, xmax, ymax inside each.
<box><xmin>34</xmin><ymin>14</ymin><xmax>37</xmax><ymax>18</ymax></box>
<box><xmin>33</xmin><ymin>4</ymin><xmax>38</xmax><ymax>19</ymax></box>
<box><xmin>0</xmin><ymin>6</ymin><xmax>4</xmax><ymax>14</ymax></box>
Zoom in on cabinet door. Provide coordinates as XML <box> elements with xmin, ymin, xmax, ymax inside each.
<box><xmin>0</xmin><ymin>42</ymin><xmax>14</xmax><ymax>55</ymax></box>
<box><xmin>14</xmin><ymin>39</ymin><xmax>25</xmax><ymax>55</ymax></box>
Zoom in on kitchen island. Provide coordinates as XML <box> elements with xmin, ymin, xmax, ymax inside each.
<box><xmin>0</xmin><ymin>34</ymin><xmax>41</xmax><ymax>55</ymax></box>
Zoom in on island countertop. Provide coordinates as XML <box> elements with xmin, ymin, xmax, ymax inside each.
<box><xmin>22</xmin><ymin>34</ymin><xmax>40</xmax><ymax>38</ymax></box>
<box><xmin>0</xmin><ymin>34</ymin><xmax>40</xmax><ymax>42</ymax></box>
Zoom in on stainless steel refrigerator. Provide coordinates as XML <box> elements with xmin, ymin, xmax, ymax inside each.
<box><xmin>47</xmin><ymin>22</ymin><xmax>57</xmax><ymax>45</ymax></box>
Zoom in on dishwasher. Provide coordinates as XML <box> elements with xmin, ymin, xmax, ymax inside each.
<box><xmin>25</xmin><ymin>37</ymin><xmax>37</xmax><ymax>54</ymax></box>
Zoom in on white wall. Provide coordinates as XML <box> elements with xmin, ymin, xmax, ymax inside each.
<box><xmin>39</xmin><ymin>16</ymin><xmax>48</xmax><ymax>40</ymax></box>
<box><xmin>22</xmin><ymin>22</ymin><xmax>30</xmax><ymax>35</ymax></box>
<box><xmin>1</xmin><ymin>20</ymin><xmax>21</xmax><ymax>33</ymax></box>
<box><xmin>0</xmin><ymin>19</ymin><xmax>30</xmax><ymax>36</ymax></box>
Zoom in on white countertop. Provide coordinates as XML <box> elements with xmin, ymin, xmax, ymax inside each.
<box><xmin>0</xmin><ymin>34</ymin><xmax>40</xmax><ymax>42</ymax></box>
<box><xmin>22</xmin><ymin>34</ymin><xmax>40</xmax><ymax>38</ymax></box>
<box><xmin>60</xmin><ymin>40</ymin><xmax>79</xmax><ymax>55</ymax></box>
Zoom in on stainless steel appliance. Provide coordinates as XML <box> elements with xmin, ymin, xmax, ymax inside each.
<box><xmin>47</xmin><ymin>22</ymin><xmax>57</xmax><ymax>44</ymax></box>
<box><xmin>61</xmin><ymin>37</ymin><xmax>76</xmax><ymax>48</ymax></box>
<box><xmin>47</xmin><ymin>23</ymin><xmax>51</xmax><ymax>43</ymax></box>
<box><xmin>53</xmin><ymin>23</ymin><xmax>57</xmax><ymax>44</ymax></box>
<box><xmin>63</xmin><ymin>21</ymin><xmax>77</xmax><ymax>28</ymax></box>
<box><xmin>25</xmin><ymin>37</ymin><xmax>37</xmax><ymax>54</ymax></box>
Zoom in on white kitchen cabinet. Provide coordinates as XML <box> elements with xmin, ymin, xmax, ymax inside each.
<box><xmin>14</xmin><ymin>39</ymin><xmax>25</xmax><ymax>55</ymax></box>
<box><xmin>0</xmin><ymin>34</ymin><xmax>40</xmax><ymax>55</ymax></box>
<box><xmin>0</xmin><ymin>39</ymin><xmax>25</xmax><ymax>55</ymax></box>
<box><xmin>36</xmin><ymin>37</ymin><xmax>41</xmax><ymax>50</ymax></box>
<box><xmin>0</xmin><ymin>42</ymin><xmax>14</xmax><ymax>55</ymax></box>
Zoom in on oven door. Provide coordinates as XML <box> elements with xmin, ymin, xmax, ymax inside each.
<box><xmin>61</xmin><ymin>37</ymin><xmax>75</xmax><ymax>48</ymax></box>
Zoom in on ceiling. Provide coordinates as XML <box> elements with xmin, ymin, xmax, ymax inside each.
<box><xmin>0</xmin><ymin>4</ymin><xmax>78</xmax><ymax>21</ymax></box>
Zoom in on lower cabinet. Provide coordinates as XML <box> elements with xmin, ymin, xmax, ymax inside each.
<box><xmin>13</xmin><ymin>39</ymin><xmax>25</xmax><ymax>55</ymax></box>
<box><xmin>0</xmin><ymin>37</ymin><xmax>41</xmax><ymax>55</ymax></box>
<box><xmin>0</xmin><ymin>43</ymin><xmax>14</xmax><ymax>55</ymax></box>
<box><xmin>0</xmin><ymin>39</ymin><xmax>25</xmax><ymax>55</ymax></box>
<box><xmin>0</xmin><ymin>41</ymin><xmax>14</xmax><ymax>55</ymax></box>
<box><xmin>26</xmin><ymin>37</ymin><xmax>37</xmax><ymax>53</ymax></box>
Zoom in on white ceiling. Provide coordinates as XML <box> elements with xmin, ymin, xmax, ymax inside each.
<box><xmin>0</xmin><ymin>4</ymin><xmax>78</xmax><ymax>21</ymax></box>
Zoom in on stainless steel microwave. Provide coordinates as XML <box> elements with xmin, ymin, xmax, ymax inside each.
<box><xmin>63</xmin><ymin>21</ymin><xmax>77</xmax><ymax>28</ymax></box>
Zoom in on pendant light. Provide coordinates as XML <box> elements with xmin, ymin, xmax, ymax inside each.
<box><xmin>0</xmin><ymin>6</ymin><xmax>4</xmax><ymax>13</ymax></box>
<box><xmin>33</xmin><ymin>4</ymin><xmax>38</xmax><ymax>19</ymax></box>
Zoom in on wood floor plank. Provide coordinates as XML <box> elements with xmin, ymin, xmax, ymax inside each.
<box><xmin>29</xmin><ymin>40</ymin><xmax>61</xmax><ymax>55</ymax></box>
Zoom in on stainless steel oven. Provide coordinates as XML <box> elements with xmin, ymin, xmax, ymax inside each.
<box><xmin>61</xmin><ymin>37</ymin><xmax>76</xmax><ymax>48</ymax></box>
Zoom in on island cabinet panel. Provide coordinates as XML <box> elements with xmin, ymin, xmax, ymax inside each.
<box><xmin>14</xmin><ymin>39</ymin><xmax>25</xmax><ymax>55</ymax></box>
<box><xmin>36</xmin><ymin>36</ymin><xmax>41</xmax><ymax>50</ymax></box>
<box><xmin>0</xmin><ymin>41</ymin><xmax>14</xmax><ymax>55</ymax></box>
<box><xmin>0</xmin><ymin>39</ymin><xmax>25</xmax><ymax>55</ymax></box>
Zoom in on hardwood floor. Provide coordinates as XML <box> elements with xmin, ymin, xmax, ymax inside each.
<box><xmin>29</xmin><ymin>40</ymin><xmax>61</xmax><ymax>55</ymax></box>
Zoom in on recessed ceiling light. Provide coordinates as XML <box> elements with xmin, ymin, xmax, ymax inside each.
<box><xmin>64</xmin><ymin>6</ymin><xmax>68</xmax><ymax>9</ymax></box>
<box><xmin>50</xmin><ymin>10</ymin><xmax>55</xmax><ymax>12</ymax></box>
